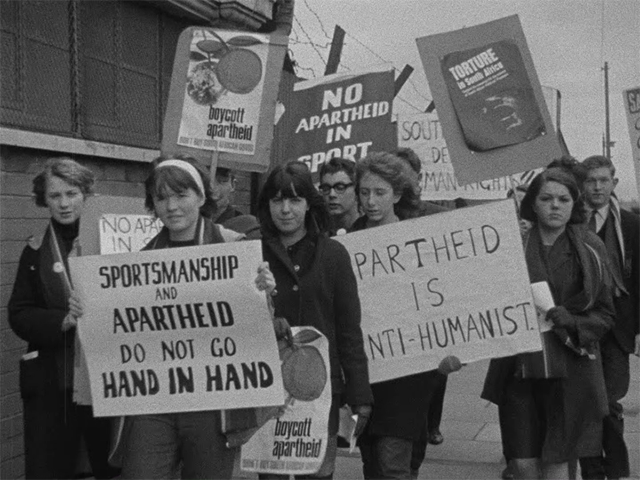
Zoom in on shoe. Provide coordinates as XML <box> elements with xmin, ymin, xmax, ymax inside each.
<box><xmin>427</xmin><ymin>429</ymin><xmax>444</xmax><ymax>445</ymax></box>
<box><xmin>501</xmin><ymin>465</ymin><xmax>514</xmax><ymax>480</ymax></box>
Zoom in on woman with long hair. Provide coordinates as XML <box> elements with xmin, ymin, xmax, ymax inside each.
<box><xmin>352</xmin><ymin>152</ymin><xmax>461</xmax><ymax>479</ymax></box>
<box><xmin>257</xmin><ymin>160</ymin><xmax>373</xmax><ymax>478</ymax></box>
<box><xmin>120</xmin><ymin>156</ymin><xmax>280</xmax><ymax>479</ymax></box>
<box><xmin>9</xmin><ymin>158</ymin><xmax>119</xmax><ymax>479</ymax></box>
<box><xmin>482</xmin><ymin>167</ymin><xmax>615</xmax><ymax>479</ymax></box>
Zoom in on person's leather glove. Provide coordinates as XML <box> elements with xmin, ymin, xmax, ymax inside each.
<box><xmin>546</xmin><ymin>306</ymin><xmax>575</xmax><ymax>330</ymax></box>
<box><xmin>352</xmin><ymin>404</ymin><xmax>372</xmax><ymax>438</ymax></box>
<box><xmin>437</xmin><ymin>355</ymin><xmax>463</xmax><ymax>375</ymax></box>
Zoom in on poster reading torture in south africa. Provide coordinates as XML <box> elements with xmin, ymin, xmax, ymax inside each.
<box><xmin>68</xmin><ymin>241</ymin><xmax>284</xmax><ymax>417</ymax></box>
<box><xmin>335</xmin><ymin>200</ymin><xmax>541</xmax><ymax>383</ymax></box>
<box><xmin>177</xmin><ymin>29</ymin><xmax>270</xmax><ymax>155</ymax></box>
<box><xmin>441</xmin><ymin>40</ymin><xmax>545</xmax><ymax>151</ymax></box>
<box><xmin>242</xmin><ymin>327</ymin><xmax>331</xmax><ymax>476</ymax></box>
<box><xmin>280</xmin><ymin>67</ymin><xmax>396</xmax><ymax>177</ymax></box>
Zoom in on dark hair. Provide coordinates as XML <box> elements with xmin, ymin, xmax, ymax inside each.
<box><xmin>257</xmin><ymin>161</ymin><xmax>330</xmax><ymax>238</ymax></box>
<box><xmin>520</xmin><ymin>167</ymin><xmax>585</xmax><ymax>224</ymax></box>
<box><xmin>582</xmin><ymin>155</ymin><xmax>616</xmax><ymax>176</ymax></box>
<box><xmin>546</xmin><ymin>155</ymin><xmax>588</xmax><ymax>189</ymax></box>
<box><xmin>32</xmin><ymin>157</ymin><xmax>95</xmax><ymax>207</ymax></box>
<box><xmin>318</xmin><ymin>157</ymin><xmax>356</xmax><ymax>182</ymax></box>
<box><xmin>356</xmin><ymin>152</ymin><xmax>420</xmax><ymax>220</ymax></box>
<box><xmin>144</xmin><ymin>156</ymin><xmax>215</xmax><ymax>217</ymax></box>
<box><xmin>394</xmin><ymin>147</ymin><xmax>422</xmax><ymax>175</ymax></box>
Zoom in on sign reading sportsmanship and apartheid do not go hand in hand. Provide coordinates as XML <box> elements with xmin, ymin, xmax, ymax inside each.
<box><xmin>68</xmin><ymin>241</ymin><xmax>284</xmax><ymax>417</ymax></box>
<box><xmin>335</xmin><ymin>201</ymin><xmax>541</xmax><ymax>383</ymax></box>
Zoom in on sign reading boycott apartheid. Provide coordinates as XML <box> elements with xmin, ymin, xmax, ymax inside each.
<box><xmin>335</xmin><ymin>200</ymin><xmax>540</xmax><ymax>383</ymax></box>
<box><xmin>280</xmin><ymin>67</ymin><xmax>396</xmax><ymax>176</ymax></box>
<box><xmin>242</xmin><ymin>327</ymin><xmax>331</xmax><ymax>476</ymax></box>
<box><xmin>162</xmin><ymin>28</ymin><xmax>288</xmax><ymax>172</ymax></box>
<box><xmin>68</xmin><ymin>241</ymin><xmax>284</xmax><ymax>417</ymax></box>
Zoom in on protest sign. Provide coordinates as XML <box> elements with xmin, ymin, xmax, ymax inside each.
<box><xmin>162</xmin><ymin>28</ymin><xmax>288</xmax><ymax>172</ymax></box>
<box><xmin>68</xmin><ymin>241</ymin><xmax>284</xmax><ymax>417</ymax></box>
<box><xmin>279</xmin><ymin>67</ymin><xmax>396</xmax><ymax>177</ymax></box>
<box><xmin>623</xmin><ymin>87</ymin><xmax>640</xmax><ymax>197</ymax></box>
<box><xmin>416</xmin><ymin>15</ymin><xmax>561</xmax><ymax>184</ymax></box>
<box><xmin>99</xmin><ymin>214</ymin><xmax>163</xmax><ymax>255</ymax></box>
<box><xmin>242</xmin><ymin>327</ymin><xmax>331</xmax><ymax>475</ymax></box>
<box><xmin>398</xmin><ymin>112</ymin><xmax>537</xmax><ymax>200</ymax></box>
<box><xmin>335</xmin><ymin>200</ymin><xmax>540</xmax><ymax>383</ymax></box>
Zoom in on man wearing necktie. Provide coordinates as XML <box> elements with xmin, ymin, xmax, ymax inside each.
<box><xmin>579</xmin><ymin>155</ymin><xmax>639</xmax><ymax>480</ymax></box>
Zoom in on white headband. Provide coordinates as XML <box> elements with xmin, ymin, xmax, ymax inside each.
<box><xmin>156</xmin><ymin>159</ymin><xmax>205</xmax><ymax>196</ymax></box>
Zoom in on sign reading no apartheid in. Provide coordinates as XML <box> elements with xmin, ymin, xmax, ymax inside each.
<box><xmin>335</xmin><ymin>200</ymin><xmax>541</xmax><ymax>383</ymax></box>
<box><xmin>280</xmin><ymin>67</ymin><xmax>397</xmax><ymax>177</ymax></box>
<box><xmin>68</xmin><ymin>241</ymin><xmax>284</xmax><ymax>417</ymax></box>
<box><xmin>623</xmin><ymin>87</ymin><xmax>640</xmax><ymax>198</ymax></box>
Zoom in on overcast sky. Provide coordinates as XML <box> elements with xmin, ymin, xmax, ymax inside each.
<box><xmin>289</xmin><ymin>0</ymin><xmax>640</xmax><ymax>201</ymax></box>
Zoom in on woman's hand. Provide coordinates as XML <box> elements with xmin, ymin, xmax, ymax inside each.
<box><xmin>62</xmin><ymin>291</ymin><xmax>83</xmax><ymax>332</ymax></box>
<box><xmin>546</xmin><ymin>306</ymin><xmax>575</xmax><ymax>330</ymax></box>
<box><xmin>352</xmin><ymin>404</ymin><xmax>372</xmax><ymax>437</ymax></box>
<box><xmin>255</xmin><ymin>262</ymin><xmax>277</xmax><ymax>296</ymax></box>
<box><xmin>273</xmin><ymin>316</ymin><xmax>292</xmax><ymax>344</ymax></box>
<box><xmin>437</xmin><ymin>355</ymin><xmax>463</xmax><ymax>375</ymax></box>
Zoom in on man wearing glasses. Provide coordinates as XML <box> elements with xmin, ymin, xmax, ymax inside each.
<box><xmin>319</xmin><ymin>158</ymin><xmax>360</xmax><ymax>234</ymax></box>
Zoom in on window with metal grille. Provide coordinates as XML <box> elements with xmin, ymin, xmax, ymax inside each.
<box><xmin>0</xmin><ymin>0</ymin><xmax>201</xmax><ymax>150</ymax></box>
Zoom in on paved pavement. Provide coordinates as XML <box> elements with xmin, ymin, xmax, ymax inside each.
<box><xmin>234</xmin><ymin>356</ymin><xmax>640</xmax><ymax>479</ymax></box>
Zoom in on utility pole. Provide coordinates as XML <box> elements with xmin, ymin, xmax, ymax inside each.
<box><xmin>603</xmin><ymin>61</ymin><xmax>611</xmax><ymax>159</ymax></box>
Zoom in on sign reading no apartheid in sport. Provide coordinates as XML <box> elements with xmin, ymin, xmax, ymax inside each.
<box><xmin>416</xmin><ymin>15</ymin><xmax>561</xmax><ymax>184</ymax></box>
<box><xmin>68</xmin><ymin>241</ymin><xmax>284</xmax><ymax>417</ymax></box>
<box><xmin>279</xmin><ymin>66</ymin><xmax>397</xmax><ymax>177</ymax></box>
<box><xmin>335</xmin><ymin>200</ymin><xmax>541</xmax><ymax>383</ymax></box>
<box><xmin>623</xmin><ymin>87</ymin><xmax>640</xmax><ymax>198</ymax></box>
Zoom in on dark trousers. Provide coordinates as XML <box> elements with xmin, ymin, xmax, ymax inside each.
<box><xmin>23</xmin><ymin>389</ymin><xmax>117</xmax><ymax>479</ymax></box>
<box><xmin>410</xmin><ymin>372</ymin><xmax>447</xmax><ymax>477</ymax></box>
<box><xmin>579</xmin><ymin>334</ymin><xmax>630</xmax><ymax>480</ymax></box>
<box><xmin>360</xmin><ymin>435</ymin><xmax>413</xmax><ymax>479</ymax></box>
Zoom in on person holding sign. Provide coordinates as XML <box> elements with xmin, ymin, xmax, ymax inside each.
<box><xmin>8</xmin><ymin>158</ymin><xmax>119</xmax><ymax>479</ymax></box>
<box><xmin>257</xmin><ymin>161</ymin><xmax>374</xmax><ymax>478</ymax></box>
<box><xmin>482</xmin><ymin>168</ymin><xmax>615</xmax><ymax>480</ymax></box>
<box><xmin>350</xmin><ymin>152</ymin><xmax>462</xmax><ymax>479</ymax></box>
<box><xmin>119</xmin><ymin>157</ymin><xmax>282</xmax><ymax>479</ymax></box>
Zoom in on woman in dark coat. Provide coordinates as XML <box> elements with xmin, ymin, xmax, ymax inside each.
<box><xmin>119</xmin><ymin>156</ymin><xmax>279</xmax><ymax>479</ymax></box>
<box><xmin>257</xmin><ymin>160</ymin><xmax>374</xmax><ymax>478</ymax></box>
<box><xmin>482</xmin><ymin>167</ymin><xmax>615</xmax><ymax>479</ymax></box>
<box><xmin>351</xmin><ymin>152</ymin><xmax>461</xmax><ymax>480</ymax></box>
<box><xmin>8</xmin><ymin>157</ymin><xmax>119</xmax><ymax>479</ymax></box>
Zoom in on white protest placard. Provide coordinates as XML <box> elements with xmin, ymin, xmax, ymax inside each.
<box><xmin>99</xmin><ymin>214</ymin><xmax>163</xmax><ymax>255</ymax></box>
<box><xmin>242</xmin><ymin>327</ymin><xmax>330</xmax><ymax>475</ymax></box>
<box><xmin>335</xmin><ymin>200</ymin><xmax>540</xmax><ymax>383</ymax></box>
<box><xmin>68</xmin><ymin>241</ymin><xmax>284</xmax><ymax>417</ymax></box>
<box><xmin>623</xmin><ymin>87</ymin><xmax>640</xmax><ymax>198</ymax></box>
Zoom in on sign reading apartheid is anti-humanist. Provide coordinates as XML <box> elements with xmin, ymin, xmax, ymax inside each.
<box><xmin>68</xmin><ymin>241</ymin><xmax>284</xmax><ymax>417</ymax></box>
<box><xmin>335</xmin><ymin>200</ymin><xmax>541</xmax><ymax>383</ymax></box>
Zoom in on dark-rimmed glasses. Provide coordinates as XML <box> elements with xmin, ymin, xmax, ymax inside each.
<box><xmin>318</xmin><ymin>182</ymin><xmax>354</xmax><ymax>195</ymax></box>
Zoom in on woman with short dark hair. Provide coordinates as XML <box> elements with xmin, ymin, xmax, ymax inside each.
<box><xmin>483</xmin><ymin>167</ymin><xmax>614</xmax><ymax>479</ymax></box>
<box><xmin>257</xmin><ymin>160</ymin><xmax>373</xmax><ymax>478</ymax></box>
<box><xmin>9</xmin><ymin>157</ymin><xmax>118</xmax><ymax>479</ymax></box>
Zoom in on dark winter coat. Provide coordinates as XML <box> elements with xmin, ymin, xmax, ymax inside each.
<box><xmin>262</xmin><ymin>233</ymin><xmax>373</xmax><ymax>408</ymax></box>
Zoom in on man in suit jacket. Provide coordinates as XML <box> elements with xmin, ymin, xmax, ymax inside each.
<box><xmin>579</xmin><ymin>155</ymin><xmax>640</xmax><ymax>480</ymax></box>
